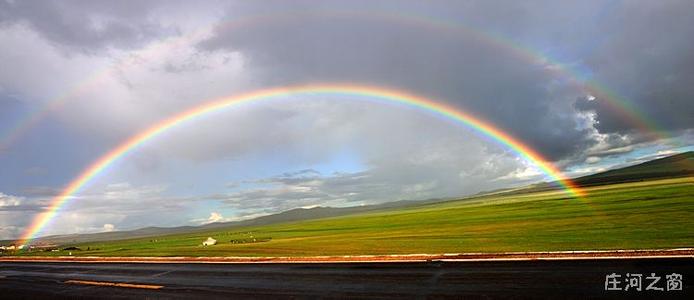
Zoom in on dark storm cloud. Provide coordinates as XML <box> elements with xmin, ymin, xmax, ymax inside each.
<box><xmin>196</xmin><ymin>1</ymin><xmax>602</xmax><ymax>161</ymax></box>
<box><xmin>576</xmin><ymin>0</ymin><xmax>694</xmax><ymax>136</ymax></box>
<box><xmin>197</xmin><ymin>0</ymin><xmax>694</xmax><ymax>161</ymax></box>
<box><xmin>0</xmin><ymin>0</ymin><xmax>174</xmax><ymax>51</ymax></box>
<box><xmin>2</xmin><ymin>0</ymin><xmax>693</xmax><ymax>239</ymax></box>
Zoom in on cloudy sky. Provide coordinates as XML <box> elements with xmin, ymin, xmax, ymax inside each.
<box><xmin>1</xmin><ymin>0</ymin><xmax>692</xmax><ymax>239</ymax></box>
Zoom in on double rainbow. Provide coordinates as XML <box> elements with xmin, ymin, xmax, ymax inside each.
<box><xmin>18</xmin><ymin>84</ymin><xmax>585</xmax><ymax>243</ymax></box>
<box><xmin>1</xmin><ymin>9</ymin><xmax>670</xmax><ymax>151</ymax></box>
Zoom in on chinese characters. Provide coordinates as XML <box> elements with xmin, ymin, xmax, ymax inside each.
<box><xmin>605</xmin><ymin>272</ymin><xmax>683</xmax><ymax>292</ymax></box>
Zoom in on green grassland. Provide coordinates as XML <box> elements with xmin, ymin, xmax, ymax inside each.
<box><xmin>18</xmin><ymin>177</ymin><xmax>693</xmax><ymax>257</ymax></box>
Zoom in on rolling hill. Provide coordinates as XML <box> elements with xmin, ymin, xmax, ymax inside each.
<box><xmin>514</xmin><ymin>151</ymin><xmax>693</xmax><ymax>194</ymax></box>
<box><xmin>7</xmin><ymin>151</ymin><xmax>692</xmax><ymax>247</ymax></box>
<box><xmin>16</xmin><ymin>198</ymin><xmax>448</xmax><ymax>246</ymax></box>
<box><xmin>571</xmin><ymin>151</ymin><xmax>693</xmax><ymax>186</ymax></box>
<box><xmin>17</xmin><ymin>175</ymin><xmax>694</xmax><ymax>256</ymax></box>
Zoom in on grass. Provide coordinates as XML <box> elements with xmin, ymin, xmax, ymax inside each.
<box><xmin>16</xmin><ymin>177</ymin><xmax>694</xmax><ymax>257</ymax></box>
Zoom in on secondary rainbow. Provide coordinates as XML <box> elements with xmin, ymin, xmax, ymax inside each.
<box><xmin>18</xmin><ymin>84</ymin><xmax>585</xmax><ymax>244</ymax></box>
<box><xmin>2</xmin><ymin>10</ymin><xmax>671</xmax><ymax>151</ymax></box>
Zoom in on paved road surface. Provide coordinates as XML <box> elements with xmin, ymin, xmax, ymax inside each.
<box><xmin>1</xmin><ymin>258</ymin><xmax>692</xmax><ymax>299</ymax></box>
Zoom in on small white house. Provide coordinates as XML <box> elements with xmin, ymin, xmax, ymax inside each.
<box><xmin>202</xmin><ymin>237</ymin><xmax>217</xmax><ymax>246</ymax></box>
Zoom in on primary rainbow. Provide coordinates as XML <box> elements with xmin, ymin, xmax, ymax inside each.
<box><xmin>18</xmin><ymin>84</ymin><xmax>585</xmax><ymax>243</ymax></box>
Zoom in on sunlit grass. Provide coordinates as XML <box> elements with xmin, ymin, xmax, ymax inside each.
<box><xmin>19</xmin><ymin>177</ymin><xmax>694</xmax><ymax>257</ymax></box>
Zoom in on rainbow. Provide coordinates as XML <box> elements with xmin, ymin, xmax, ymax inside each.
<box><xmin>1</xmin><ymin>10</ymin><xmax>671</xmax><ymax>151</ymax></box>
<box><xmin>383</xmin><ymin>11</ymin><xmax>671</xmax><ymax>141</ymax></box>
<box><xmin>18</xmin><ymin>84</ymin><xmax>585</xmax><ymax>243</ymax></box>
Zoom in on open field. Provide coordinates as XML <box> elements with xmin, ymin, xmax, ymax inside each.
<box><xmin>11</xmin><ymin>177</ymin><xmax>694</xmax><ymax>257</ymax></box>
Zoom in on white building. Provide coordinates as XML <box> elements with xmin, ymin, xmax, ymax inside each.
<box><xmin>202</xmin><ymin>237</ymin><xmax>217</xmax><ymax>246</ymax></box>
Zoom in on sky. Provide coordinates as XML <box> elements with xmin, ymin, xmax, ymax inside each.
<box><xmin>0</xmin><ymin>0</ymin><xmax>693</xmax><ymax>240</ymax></box>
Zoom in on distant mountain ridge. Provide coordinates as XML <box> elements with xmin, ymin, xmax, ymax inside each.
<box><xmin>18</xmin><ymin>198</ymin><xmax>446</xmax><ymax>245</ymax></box>
<box><xmin>516</xmin><ymin>151</ymin><xmax>693</xmax><ymax>194</ymax></box>
<box><xmin>8</xmin><ymin>151</ymin><xmax>692</xmax><ymax>246</ymax></box>
<box><xmin>572</xmin><ymin>151</ymin><xmax>693</xmax><ymax>186</ymax></box>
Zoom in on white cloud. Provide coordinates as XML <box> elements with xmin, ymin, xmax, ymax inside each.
<box><xmin>567</xmin><ymin>166</ymin><xmax>608</xmax><ymax>177</ymax></box>
<box><xmin>102</xmin><ymin>223</ymin><xmax>115</xmax><ymax>232</ymax></box>
<box><xmin>102</xmin><ymin>182</ymin><xmax>168</xmax><ymax>202</ymax></box>
<box><xmin>207</xmin><ymin>212</ymin><xmax>223</xmax><ymax>223</ymax></box>
<box><xmin>0</xmin><ymin>225</ymin><xmax>21</xmax><ymax>241</ymax></box>
<box><xmin>496</xmin><ymin>166</ymin><xmax>544</xmax><ymax>182</ymax></box>
<box><xmin>3</xmin><ymin>1</ymin><xmax>691</xmax><ymax>240</ymax></box>
<box><xmin>14</xmin><ymin>183</ymin><xmax>193</xmax><ymax>238</ymax></box>
<box><xmin>656</xmin><ymin>149</ymin><xmax>678</xmax><ymax>156</ymax></box>
<box><xmin>0</xmin><ymin>192</ymin><xmax>22</xmax><ymax>207</ymax></box>
<box><xmin>191</xmin><ymin>211</ymin><xmax>234</xmax><ymax>225</ymax></box>
<box><xmin>585</xmin><ymin>156</ymin><xmax>601</xmax><ymax>164</ymax></box>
